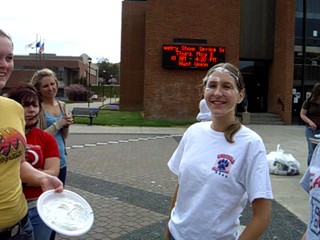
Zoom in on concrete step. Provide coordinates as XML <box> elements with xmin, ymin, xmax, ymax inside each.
<box><xmin>237</xmin><ymin>112</ymin><xmax>284</xmax><ymax>125</ymax></box>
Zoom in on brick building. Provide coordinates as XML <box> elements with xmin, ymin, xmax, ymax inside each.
<box><xmin>7</xmin><ymin>53</ymin><xmax>98</xmax><ymax>98</ymax></box>
<box><xmin>120</xmin><ymin>0</ymin><xmax>308</xmax><ymax>125</ymax></box>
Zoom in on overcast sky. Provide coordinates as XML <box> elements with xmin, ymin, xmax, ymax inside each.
<box><xmin>1</xmin><ymin>0</ymin><xmax>123</xmax><ymax>63</ymax></box>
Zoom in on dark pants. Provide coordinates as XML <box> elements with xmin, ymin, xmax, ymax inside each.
<box><xmin>49</xmin><ymin>166</ymin><xmax>67</xmax><ymax>240</ymax></box>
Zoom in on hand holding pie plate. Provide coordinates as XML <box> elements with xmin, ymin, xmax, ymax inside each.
<box><xmin>37</xmin><ymin>189</ymin><xmax>94</xmax><ymax>236</ymax></box>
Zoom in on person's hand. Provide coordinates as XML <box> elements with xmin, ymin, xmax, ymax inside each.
<box><xmin>63</xmin><ymin>113</ymin><xmax>73</xmax><ymax>128</ymax></box>
<box><xmin>40</xmin><ymin>174</ymin><xmax>63</xmax><ymax>193</ymax></box>
<box><xmin>55</xmin><ymin>116</ymin><xmax>72</xmax><ymax>129</ymax></box>
<box><xmin>309</xmin><ymin>121</ymin><xmax>317</xmax><ymax>130</ymax></box>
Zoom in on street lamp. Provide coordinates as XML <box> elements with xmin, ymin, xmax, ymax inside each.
<box><xmin>87</xmin><ymin>57</ymin><xmax>92</xmax><ymax>107</ymax></box>
<box><xmin>102</xmin><ymin>70</ymin><xmax>107</xmax><ymax>105</ymax></box>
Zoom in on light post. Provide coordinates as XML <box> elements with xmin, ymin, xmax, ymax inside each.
<box><xmin>109</xmin><ymin>75</ymin><xmax>113</xmax><ymax>104</ymax></box>
<box><xmin>102</xmin><ymin>70</ymin><xmax>107</xmax><ymax>105</ymax></box>
<box><xmin>87</xmin><ymin>57</ymin><xmax>92</xmax><ymax>107</ymax></box>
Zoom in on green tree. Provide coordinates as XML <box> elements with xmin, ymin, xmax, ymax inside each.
<box><xmin>73</xmin><ymin>76</ymin><xmax>88</xmax><ymax>87</ymax></box>
<box><xmin>97</xmin><ymin>60</ymin><xmax>120</xmax><ymax>84</ymax></box>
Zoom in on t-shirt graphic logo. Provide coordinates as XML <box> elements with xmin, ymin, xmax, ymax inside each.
<box><xmin>0</xmin><ymin>127</ymin><xmax>26</xmax><ymax>164</ymax></box>
<box><xmin>212</xmin><ymin>154</ymin><xmax>235</xmax><ymax>178</ymax></box>
<box><xmin>310</xmin><ymin>196</ymin><xmax>320</xmax><ymax>237</ymax></box>
<box><xmin>26</xmin><ymin>144</ymin><xmax>42</xmax><ymax>167</ymax></box>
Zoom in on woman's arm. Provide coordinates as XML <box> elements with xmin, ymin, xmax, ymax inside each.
<box><xmin>43</xmin><ymin>157</ymin><xmax>60</xmax><ymax>176</ymax></box>
<box><xmin>45</xmin><ymin>118</ymin><xmax>70</xmax><ymax>135</ymax></box>
<box><xmin>20</xmin><ymin>155</ymin><xmax>63</xmax><ymax>192</ymax></box>
<box><xmin>239</xmin><ymin>198</ymin><xmax>272</xmax><ymax>240</ymax></box>
<box><xmin>300</xmin><ymin>108</ymin><xmax>316</xmax><ymax>130</ymax></box>
<box><xmin>165</xmin><ymin>184</ymin><xmax>179</xmax><ymax>240</ymax></box>
<box><xmin>39</xmin><ymin>102</ymin><xmax>72</xmax><ymax>136</ymax></box>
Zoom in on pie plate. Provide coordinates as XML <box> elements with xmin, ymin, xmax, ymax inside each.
<box><xmin>37</xmin><ymin>189</ymin><xmax>94</xmax><ymax>236</ymax></box>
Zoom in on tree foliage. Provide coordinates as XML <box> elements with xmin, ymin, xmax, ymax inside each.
<box><xmin>73</xmin><ymin>76</ymin><xmax>88</xmax><ymax>87</ymax></box>
<box><xmin>97</xmin><ymin>61</ymin><xmax>120</xmax><ymax>84</ymax></box>
<box><xmin>65</xmin><ymin>84</ymin><xmax>88</xmax><ymax>101</ymax></box>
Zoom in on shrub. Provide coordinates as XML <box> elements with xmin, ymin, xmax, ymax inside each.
<box><xmin>65</xmin><ymin>84</ymin><xmax>88</xmax><ymax>101</ymax></box>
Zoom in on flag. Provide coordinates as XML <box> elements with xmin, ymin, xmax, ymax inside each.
<box><xmin>35</xmin><ymin>41</ymin><xmax>41</xmax><ymax>48</ymax></box>
<box><xmin>39</xmin><ymin>42</ymin><xmax>44</xmax><ymax>54</ymax></box>
<box><xmin>25</xmin><ymin>41</ymin><xmax>35</xmax><ymax>49</ymax></box>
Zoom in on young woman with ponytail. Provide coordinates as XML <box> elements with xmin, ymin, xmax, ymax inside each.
<box><xmin>165</xmin><ymin>63</ymin><xmax>273</xmax><ymax>240</ymax></box>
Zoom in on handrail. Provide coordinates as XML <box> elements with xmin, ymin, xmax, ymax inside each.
<box><xmin>277</xmin><ymin>94</ymin><xmax>284</xmax><ymax>111</ymax></box>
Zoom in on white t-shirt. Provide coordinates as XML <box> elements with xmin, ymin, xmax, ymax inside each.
<box><xmin>196</xmin><ymin>99</ymin><xmax>212</xmax><ymax>121</ymax></box>
<box><xmin>168</xmin><ymin>122</ymin><xmax>273</xmax><ymax>240</ymax></box>
<box><xmin>300</xmin><ymin>144</ymin><xmax>320</xmax><ymax>240</ymax></box>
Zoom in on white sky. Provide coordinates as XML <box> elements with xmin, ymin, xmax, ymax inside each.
<box><xmin>1</xmin><ymin>0</ymin><xmax>123</xmax><ymax>63</ymax></box>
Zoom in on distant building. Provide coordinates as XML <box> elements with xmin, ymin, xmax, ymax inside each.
<box><xmin>7</xmin><ymin>53</ymin><xmax>98</xmax><ymax>98</ymax></box>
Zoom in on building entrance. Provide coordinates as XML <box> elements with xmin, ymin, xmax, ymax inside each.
<box><xmin>238</xmin><ymin>61</ymin><xmax>269</xmax><ymax>113</ymax></box>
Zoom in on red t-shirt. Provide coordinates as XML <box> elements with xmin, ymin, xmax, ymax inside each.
<box><xmin>23</xmin><ymin>128</ymin><xmax>60</xmax><ymax>200</ymax></box>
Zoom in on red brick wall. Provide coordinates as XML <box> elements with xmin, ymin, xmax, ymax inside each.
<box><xmin>120</xmin><ymin>0</ymin><xmax>296</xmax><ymax>122</ymax></box>
<box><xmin>143</xmin><ymin>0</ymin><xmax>240</xmax><ymax>120</ymax></box>
<box><xmin>269</xmin><ymin>0</ymin><xmax>295</xmax><ymax>124</ymax></box>
<box><xmin>120</xmin><ymin>1</ymin><xmax>147</xmax><ymax>111</ymax></box>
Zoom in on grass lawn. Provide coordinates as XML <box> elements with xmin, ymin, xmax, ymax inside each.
<box><xmin>72</xmin><ymin>109</ymin><xmax>196</xmax><ymax>127</ymax></box>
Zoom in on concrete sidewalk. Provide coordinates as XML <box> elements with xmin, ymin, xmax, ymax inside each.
<box><xmin>50</xmin><ymin>102</ymin><xmax>308</xmax><ymax>240</ymax></box>
<box><xmin>68</xmin><ymin>124</ymin><xmax>309</xmax><ymax>222</ymax></box>
<box><xmin>55</xmin><ymin>122</ymin><xmax>309</xmax><ymax>239</ymax></box>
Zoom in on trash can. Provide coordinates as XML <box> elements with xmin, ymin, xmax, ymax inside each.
<box><xmin>242</xmin><ymin>112</ymin><xmax>250</xmax><ymax>125</ymax></box>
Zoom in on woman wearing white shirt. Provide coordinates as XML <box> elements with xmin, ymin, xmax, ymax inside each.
<box><xmin>166</xmin><ymin>63</ymin><xmax>273</xmax><ymax>240</ymax></box>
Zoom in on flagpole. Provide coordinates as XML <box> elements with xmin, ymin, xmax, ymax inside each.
<box><xmin>41</xmin><ymin>40</ymin><xmax>45</xmax><ymax>67</ymax></box>
<box><xmin>38</xmin><ymin>39</ymin><xmax>43</xmax><ymax>68</ymax></box>
<box><xmin>39</xmin><ymin>42</ymin><xmax>41</xmax><ymax>68</ymax></box>
<box><xmin>35</xmin><ymin>34</ymin><xmax>38</xmax><ymax>70</ymax></box>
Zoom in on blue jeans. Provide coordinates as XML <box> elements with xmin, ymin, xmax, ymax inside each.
<box><xmin>58</xmin><ymin>166</ymin><xmax>67</xmax><ymax>186</ymax></box>
<box><xmin>305</xmin><ymin>127</ymin><xmax>320</xmax><ymax>166</ymax></box>
<box><xmin>9</xmin><ymin>218</ymin><xmax>34</xmax><ymax>240</ymax></box>
<box><xmin>28</xmin><ymin>207</ymin><xmax>51</xmax><ymax>240</ymax></box>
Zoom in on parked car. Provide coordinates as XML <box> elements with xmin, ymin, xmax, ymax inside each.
<box><xmin>91</xmin><ymin>94</ymin><xmax>98</xmax><ymax>100</ymax></box>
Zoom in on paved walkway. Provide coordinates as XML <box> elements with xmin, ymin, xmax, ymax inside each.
<box><xmin>51</xmin><ymin>120</ymin><xmax>310</xmax><ymax>240</ymax></box>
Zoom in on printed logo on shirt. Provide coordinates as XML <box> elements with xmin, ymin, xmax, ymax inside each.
<box><xmin>26</xmin><ymin>144</ymin><xmax>43</xmax><ymax>168</ymax></box>
<box><xmin>310</xmin><ymin>196</ymin><xmax>320</xmax><ymax>237</ymax></box>
<box><xmin>212</xmin><ymin>154</ymin><xmax>235</xmax><ymax>178</ymax></box>
<box><xmin>0</xmin><ymin>127</ymin><xmax>26</xmax><ymax>164</ymax></box>
<box><xmin>310</xmin><ymin>173</ymin><xmax>320</xmax><ymax>191</ymax></box>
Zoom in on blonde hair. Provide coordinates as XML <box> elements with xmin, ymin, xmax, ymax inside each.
<box><xmin>31</xmin><ymin>68</ymin><xmax>59</xmax><ymax>92</ymax></box>
<box><xmin>203</xmin><ymin>63</ymin><xmax>245</xmax><ymax>143</ymax></box>
<box><xmin>0</xmin><ymin>29</ymin><xmax>13</xmax><ymax>47</ymax></box>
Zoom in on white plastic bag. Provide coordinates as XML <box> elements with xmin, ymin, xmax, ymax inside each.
<box><xmin>267</xmin><ymin>144</ymin><xmax>300</xmax><ymax>176</ymax></box>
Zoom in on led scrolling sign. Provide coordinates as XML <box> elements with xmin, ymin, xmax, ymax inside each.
<box><xmin>162</xmin><ymin>44</ymin><xmax>226</xmax><ymax>69</ymax></box>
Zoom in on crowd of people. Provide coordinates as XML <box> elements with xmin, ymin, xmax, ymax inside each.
<box><xmin>30</xmin><ymin>68</ymin><xmax>72</xmax><ymax>239</ymax></box>
<box><xmin>7</xmin><ymin>84</ymin><xmax>60</xmax><ymax>240</ymax></box>
<box><xmin>0</xmin><ymin>29</ymin><xmax>68</xmax><ymax>240</ymax></box>
<box><xmin>0</xmin><ymin>27</ymin><xmax>317</xmax><ymax>240</ymax></box>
